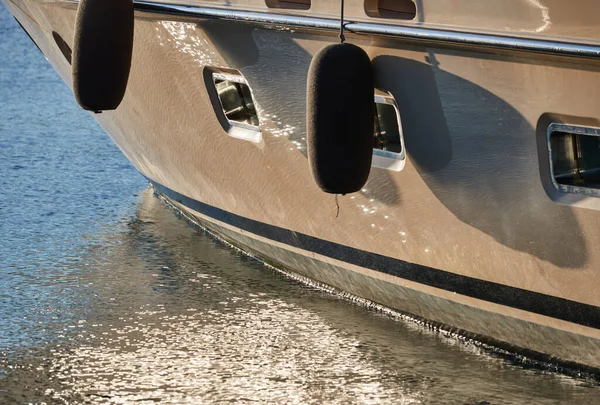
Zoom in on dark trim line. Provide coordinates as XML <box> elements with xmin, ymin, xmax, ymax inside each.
<box><xmin>133</xmin><ymin>1</ymin><xmax>600</xmax><ymax>59</ymax></box>
<box><xmin>150</xmin><ymin>180</ymin><xmax>600</xmax><ymax>330</ymax></box>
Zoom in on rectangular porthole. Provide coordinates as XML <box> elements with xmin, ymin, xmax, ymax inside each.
<box><xmin>265</xmin><ymin>0</ymin><xmax>310</xmax><ymax>10</ymax></box>
<box><xmin>548</xmin><ymin>123</ymin><xmax>600</xmax><ymax>193</ymax></box>
<box><xmin>365</xmin><ymin>0</ymin><xmax>416</xmax><ymax>20</ymax></box>
<box><xmin>372</xmin><ymin>91</ymin><xmax>405</xmax><ymax>171</ymax></box>
<box><xmin>209</xmin><ymin>71</ymin><xmax>262</xmax><ymax>143</ymax></box>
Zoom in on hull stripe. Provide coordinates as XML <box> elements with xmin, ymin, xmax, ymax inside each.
<box><xmin>150</xmin><ymin>179</ymin><xmax>600</xmax><ymax>330</ymax></box>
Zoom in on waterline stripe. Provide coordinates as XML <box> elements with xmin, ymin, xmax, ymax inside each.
<box><xmin>134</xmin><ymin>1</ymin><xmax>600</xmax><ymax>59</ymax></box>
<box><xmin>149</xmin><ymin>179</ymin><xmax>600</xmax><ymax>330</ymax></box>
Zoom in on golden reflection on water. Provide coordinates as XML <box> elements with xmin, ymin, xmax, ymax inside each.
<box><xmin>2</xmin><ymin>190</ymin><xmax>599</xmax><ymax>404</ymax></box>
<box><xmin>48</xmin><ymin>298</ymin><xmax>416</xmax><ymax>403</ymax></box>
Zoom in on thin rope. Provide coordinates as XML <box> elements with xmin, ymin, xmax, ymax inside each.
<box><xmin>335</xmin><ymin>194</ymin><xmax>340</xmax><ymax>218</ymax></box>
<box><xmin>339</xmin><ymin>0</ymin><xmax>345</xmax><ymax>43</ymax></box>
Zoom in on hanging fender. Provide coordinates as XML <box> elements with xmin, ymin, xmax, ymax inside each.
<box><xmin>306</xmin><ymin>43</ymin><xmax>375</xmax><ymax>194</ymax></box>
<box><xmin>72</xmin><ymin>0</ymin><xmax>134</xmax><ymax>112</ymax></box>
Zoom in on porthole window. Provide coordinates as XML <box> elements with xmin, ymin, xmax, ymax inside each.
<box><xmin>365</xmin><ymin>0</ymin><xmax>416</xmax><ymax>20</ymax></box>
<box><xmin>205</xmin><ymin>68</ymin><xmax>262</xmax><ymax>143</ymax></box>
<box><xmin>548</xmin><ymin>123</ymin><xmax>600</xmax><ymax>195</ymax></box>
<box><xmin>372</xmin><ymin>91</ymin><xmax>406</xmax><ymax>171</ymax></box>
<box><xmin>265</xmin><ymin>0</ymin><xmax>311</xmax><ymax>10</ymax></box>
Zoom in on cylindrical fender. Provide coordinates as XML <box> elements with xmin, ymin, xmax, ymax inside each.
<box><xmin>72</xmin><ymin>0</ymin><xmax>134</xmax><ymax>112</ymax></box>
<box><xmin>307</xmin><ymin>43</ymin><xmax>374</xmax><ymax>194</ymax></box>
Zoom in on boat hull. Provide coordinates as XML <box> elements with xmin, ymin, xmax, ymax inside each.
<box><xmin>4</xmin><ymin>0</ymin><xmax>600</xmax><ymax>371</ymax></box>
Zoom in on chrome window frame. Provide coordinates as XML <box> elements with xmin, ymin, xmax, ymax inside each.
<box><xmin>372</xmin><ymin>91</ymin><xmax>406</xmax><ymax>172</ymax></box>
<box><xmin>212</xmin><ymin>72</ymin><xmax>262</xmax><ymax>143</ymax></box>
<box><xmin>547</xmin><ymin>122</ymin><xmax>600</xmax><ymax>198</ymax></box>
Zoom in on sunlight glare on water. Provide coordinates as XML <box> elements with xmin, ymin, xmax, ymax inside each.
<box><xmin>0</xmin><ymin>4</ymin><xmax>599</xmax><ymax>404</ymax></box>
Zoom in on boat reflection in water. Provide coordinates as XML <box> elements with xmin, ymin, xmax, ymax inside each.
<box><xmin>2</xmin><ymin>189</ymin><xmax>599</xmax><ymax>403</ymax></box>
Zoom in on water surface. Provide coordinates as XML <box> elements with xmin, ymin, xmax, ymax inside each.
<box><xmin>1</xmin><ymin>6</ymin><xmax>599</xmax><ymax>404</ymax></box>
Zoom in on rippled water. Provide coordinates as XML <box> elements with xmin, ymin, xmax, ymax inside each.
<box><xmin>1</xmin><ymin>6</ymin><xmax>599</xmax><ymax>404</ymax></box>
